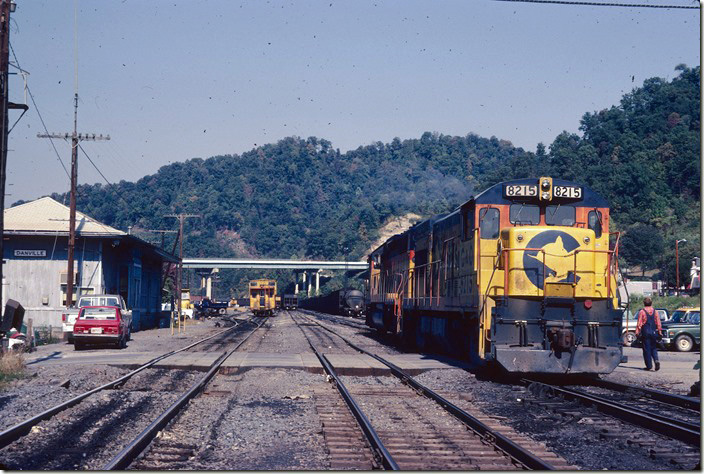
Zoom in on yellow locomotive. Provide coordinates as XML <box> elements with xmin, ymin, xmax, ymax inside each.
<box><xmin>249</xmin><ymin>279</ymin><xmax>277</xmax><ymax>316</ymax></box>
<box><xmin>366</xmin><ymin>177</ymin><xmax>622</xmax><ymax>374</ymax></box>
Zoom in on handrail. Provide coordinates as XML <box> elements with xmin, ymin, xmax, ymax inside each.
<box><xmin>499</xmin><ymin>246</ymin><xmax>618</xmax><ymax>300</ymax></box>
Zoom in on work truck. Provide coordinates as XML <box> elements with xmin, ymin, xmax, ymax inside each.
<box><xmin>62</xmin><ymin>294</ymin><xmax>131</xmax><ymax>343</ymax></box>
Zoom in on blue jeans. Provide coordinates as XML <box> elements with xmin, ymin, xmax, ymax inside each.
<box><xmin>642</xmin><ymin>333</ymin><xmax>659</xmax><ymax>369</ymax></box>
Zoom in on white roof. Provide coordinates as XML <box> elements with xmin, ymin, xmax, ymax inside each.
<box><xmin>4</xmin><ymin>197</ymin><xmax>125</xmax><ymax>236</ymax></box>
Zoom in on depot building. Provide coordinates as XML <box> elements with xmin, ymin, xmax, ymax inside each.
<box><xmin>2</xmin><ymin>197</ymin><xmax>179</xmax><ymax>331</ymax></box>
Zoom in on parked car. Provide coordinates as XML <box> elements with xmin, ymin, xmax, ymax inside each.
<box><xmin>62</xmin><ymin>294</ymin><xmax>131</xmax><ymax>343</ymax></box>
<box><xmin>661</xmin><ymin>307</ymin><xmax>700</xmax><ymax>352</ymax></box>
<box><xmin>73</xmin><ymin>306</ymin><xmax>131</xmax><ymax>350</ymax></box>
<box><xmin>621</xmin><ymin>308</ymin><xmax>669</xmax><ymax>346</ymax></box>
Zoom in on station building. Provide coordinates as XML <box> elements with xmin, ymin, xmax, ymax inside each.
<box><xmin>2</xmin><ymin>197</ymin><xmax>179</xmax><ymax>331</ymax></box>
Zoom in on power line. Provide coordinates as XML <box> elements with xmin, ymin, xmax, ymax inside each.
<box><xmin>492</xmin><ymin>0</ymin><xmax>699</xmax><ymax>8</ymax></box>
<box><xmin>9</xmin><ymin>42</ymin><xmax>71</xmax><ymax>179</ymax></box>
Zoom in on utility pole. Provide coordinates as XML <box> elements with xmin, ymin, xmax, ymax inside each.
<box><xmin>0</xmin><ymin>0</ymin><xmax>27</xmax><ymax>311</ymax></box>
<box><xmin>148</xmin><ymin>229</ymin><xmax>178</xmax><ymax>249</ymax></box>
<box><xmin>165</xmin><ymin>214</ymin><xmax>200</xmax><ymax>333</ymax></box>
<box><xmin>38</xmin><ymin>1</ymin><xmax>109</xmax><ymax>309</ymax></box>
<box><xmin>38</xmin><ymin>104</ymin><xmax>109</xmax><ymax>307</ymax></box>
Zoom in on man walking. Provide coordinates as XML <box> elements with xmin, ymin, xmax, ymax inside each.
<box><xmin>635</xmin><ymin>297</ymin><xmax>662</xmax><ymax>371</ymax></box>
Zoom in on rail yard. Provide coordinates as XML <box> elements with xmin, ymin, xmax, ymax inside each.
<box><xmin>0</xmin><ymin>307</ymin><xmax>698</xmax><ymax>470</ymax></box>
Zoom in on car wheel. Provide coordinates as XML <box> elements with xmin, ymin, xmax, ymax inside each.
<box><xmin>74</xmin><ymin>342</ymin><xmax>83</xmax><ymax>351</ymax></box>
<box><xmin>622</xmin><ymin>331</ymin><xmax>637</xmax><ymax>347</ymax></box>
<box><xmin>675</xmin><ymin>334</ymin><xmax>694</xmax><ymax>352</ymax></box>
<box><xmin>126</xmin><ymin>325</ymin><xmax>132</xmax><ymax>341</ymax></box>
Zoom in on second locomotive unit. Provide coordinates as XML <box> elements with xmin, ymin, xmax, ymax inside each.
<box><xmin>366</xmin><ymin>177</ymin><xmax>622</xmax><ymax>374</ymax></box>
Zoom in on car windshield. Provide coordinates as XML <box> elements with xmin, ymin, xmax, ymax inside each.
<box><xmin>81</xmin><ymin>308</ymin><xmax>117</xmax><ymax>320</ymax></box>
<box><xmin>669</xmin><ymin>311</ymin><xmax>686</xmax><ymax>323</ymax></box>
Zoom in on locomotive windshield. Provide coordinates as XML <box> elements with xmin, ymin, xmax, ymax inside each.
<box><xmin>546</xmin><ymin>205</ymin><xmax>575</xmax><ymax>226</ymax></box>
<box><xmin>509</xmin><ymin>204</ymin><xmax>540</xmax><ymax>225</ymax></box>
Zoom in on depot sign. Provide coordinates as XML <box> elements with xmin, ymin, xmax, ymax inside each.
<box><xmin>14</xmin><ymin>250</ymin><xmax>46</xmax><ymax>257</ymax></box>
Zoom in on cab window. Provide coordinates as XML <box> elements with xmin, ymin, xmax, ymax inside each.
<box><xmin>462</xmin><ymin>207</ymin><xmax>475</xmax><ymax>241</ymax></box>
<box><xmin>685</xmin><ymin>311</ymin><xmax>700</xmax><ymax>324</ymax></box>
<box><xmin>509</xmin><ymin>204</ymin><xmax>540</xmax><ymax>225</ymax></box>
<box><xmin>479</xmin><ymin>208</ymin><xmax>500</xmax><ymax>239</ymax></box>
<box><xmin>546</xmin><ymin>205</ymin><xmax>575</xmax><ymax>226</ymax></box>
<box><xmin>588</xmin><ymin>210</ymin><xmax>603</xmax><ymax>238</ymax></box>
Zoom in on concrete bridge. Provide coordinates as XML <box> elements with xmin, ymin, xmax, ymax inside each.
<box><xmin>181</xmin><ymin>258</ymin><xmax>367</xmax><ymax>296</ymax></box>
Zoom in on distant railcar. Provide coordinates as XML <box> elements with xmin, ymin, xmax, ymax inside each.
<box><xmin>339</xmin><ymin>289</ymin><xmax>365</xmax><ymax>318</ymax></box>
<box><xmin>366</xmin><ymin>177</ymin><xmax>622</xmax><ymax>374</ymax></box>
<box><xmin>283</xmin><ymin>294</ymin><xmax>298</xmax><ymax>310</ymax></box>
<box><xmin>249</xmin><ymin>279</ymin><xmax>277</xmax><ymax>316</ymax></box>
<box><xmin>301</xmin><ymin>288</ymin><xmax>365</xmax><ymax>317</ymax></box>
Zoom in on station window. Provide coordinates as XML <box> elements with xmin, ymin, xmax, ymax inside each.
<box><xmin>588</xmin><ymin>210</ymin><xmax>603</xmax><ymax>238</ymax></box>
<box><xmin>546</xmin><ymin>205</ymin><xmax>575</xmax><ymax>226</ymax></box>
<box><xmin>479</xmin><ymin>208</ymin><xmax>500</xmax><ymax>239</ymax></box>
<box><xmin>509</xmin><ymin>204</ymin><xmax>540</xmax><ymax>225</ymax></box>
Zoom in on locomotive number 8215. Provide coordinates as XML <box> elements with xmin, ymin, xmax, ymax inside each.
<box><xmin>366</xmin><ymin>177</ymin><xmax>622</xmax><ymax>374</ymax></box>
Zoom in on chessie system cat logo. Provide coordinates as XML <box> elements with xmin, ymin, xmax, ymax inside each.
<box><xmin>522</xmin><ymin>230</ymin><xmax>581</xmax><ymax>289</ymax></box>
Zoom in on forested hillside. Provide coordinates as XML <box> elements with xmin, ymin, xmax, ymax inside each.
<box><xmin>27</xmin><ymin>65</ymin><xmax>700</xmax><ymax>296</ymax></box>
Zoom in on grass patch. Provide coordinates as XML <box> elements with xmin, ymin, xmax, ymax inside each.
<box><xmin>627</xmin><ymin>294</ymin><xmax>700</xmax><ymax>313</ymax></box>
<box><xmin>0</xmin><ymin>351</ymin><xmax>25</xmax><ymax>386</ymax></box>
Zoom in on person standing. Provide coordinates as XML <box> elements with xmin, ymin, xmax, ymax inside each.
<box><xmin>635</xmin><ymin>297</ymin><xmax>662</xmax><ymax>371</ymax></box>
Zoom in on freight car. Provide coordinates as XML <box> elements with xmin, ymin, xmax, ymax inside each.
<box><xmin>339</xmin><ymin>289</ymin><xmax>365</xmax><ymax>318</ymax></box>
<box><xmin>366</xmin><ymin>177</ymin><xmax>623</xmax><ymax>374</ymax></box>
<box><xmin>301</xmin><ymin>288</ymin><xmax>365</xmax><ymax>317</ymax></box>
<box><xmin>249</xmin><ymin>279</ymin><xmax>277</xmax><ymax>316</ymax></box>
<box><xmin>283</xmin><ymin>294</ymin><xmax>298</xmax><ymax>310</ymax></box>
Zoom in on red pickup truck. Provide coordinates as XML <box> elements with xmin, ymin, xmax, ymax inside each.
<box><xmin>73</xmin><ymin>306</ymin><xmax>131</xmax><ymax>350</ymax></box>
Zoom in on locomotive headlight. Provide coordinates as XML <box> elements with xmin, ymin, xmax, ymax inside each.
<box><xmin>541</xmin><ymin>180</ymin><xmax>551</xmax><ymax>190</ymax></box>
<box><xmin>516</xmin><ymin>234</ymin><xmax>524</xmax><ymax>242</ymax></box>
<box><xmin>542</xmin><ymin>192</ymin><xmax>550</xmax><ymax>200</ymax></box>
<box><xmin>583</xmin><ymin>236</ymin><xmax>590</xmax><ymax>244</ymax></box>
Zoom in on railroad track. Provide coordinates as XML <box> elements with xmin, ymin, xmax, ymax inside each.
<box><xmin>0</xmin><ymin>316</ymin><xmax>264</xmax><ymax>470</ymax></box>
<box><xmin>105</xmin><ymin>315</ymin><xmax>267</xmax><ymax>469</ymax></box>
<box><xmin>521</xmin><ymin>378</ymin><xmax>701</xmax><ymax>469</ymax></box>
<box><xmin>289</xmin><ymin>310</ymin><xmax>571</xmax><ymax>470</ymax></box>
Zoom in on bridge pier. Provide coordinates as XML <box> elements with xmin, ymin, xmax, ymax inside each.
<box><xmin>315</xmin><ymin>270</ymin><xmax>320</xmax><ymax>295</ymax></box>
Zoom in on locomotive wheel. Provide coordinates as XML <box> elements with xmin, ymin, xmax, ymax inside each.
<box><xmin>675</xmin><ymin>334</ymin><xmax>694</xmax><ymax>352</ymax></box>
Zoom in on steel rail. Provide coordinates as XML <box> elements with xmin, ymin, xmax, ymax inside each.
<box><xmin>588</xmin><ymin>378</ymin><xmax>701</xmax><ymax>412</ymax></box>
<box><xmin>104</xmin><ymin>317</ymin><xmax>267</xmax><ymax>470</ymax></box>
<box><xmin>289</xmin><ymin>311</ymin><xmax>399</xmax><ymax>470</ymax></box>
<box><xmin>298</xmin><ymin>311</ymin><xmax>556</xmax><ymax>470</ymax></box>
<box><xmin>0</xmin><ymin>320</ymin><xmax>252</xmax><ymax>450</ymax></box>
<box><xmin>523</xmin><ymin>379</ymin><xmax>700</xmax><ymax>447</ymax></box>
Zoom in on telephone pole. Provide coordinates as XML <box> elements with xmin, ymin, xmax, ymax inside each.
<box><xmin>148</xmin><ymin>229</ymin><xmax>178</xmax><ymax>249</ymax></box>
<box><xmin>0</xmin><ymin>1</ymin><xmax>27</xmax><ymax>311</ymax></box>
<box><xmin>38</xmin><ymin>100</ymin><xmax>109</xmax><ymax>307</ymax></box>
<box><xmin>165</xmin><ymin>214</ymin><xmax>200</xmax><ymax>332</ymax></box>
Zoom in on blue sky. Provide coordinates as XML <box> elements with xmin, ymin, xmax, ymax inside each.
<box><xmin>6</xmin><ymin>0</ymin><xmax>700</xmax><ymax>203</ymax></box>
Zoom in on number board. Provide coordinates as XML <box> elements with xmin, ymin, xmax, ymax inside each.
<box><xmin>504</xmin><ymin>184</ymin><xmax>538</xmax><ymax>198</ymax></box>
<box><xmin>553</xmin><ymin>185</ymin><xmax>582</xmax><ymax>199</ymax></box>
